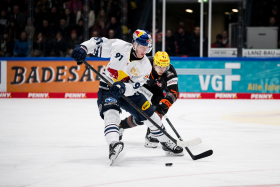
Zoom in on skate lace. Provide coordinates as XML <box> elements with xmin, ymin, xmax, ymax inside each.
<box><xmin>111</xmin><ymin>142</ymin><xmax>123</xmax><ymax>151</ymax></box>
<box><xmin>165</xmin><ymin>140</ymin><xmax>176</xmax><ymax>150</ymax></box>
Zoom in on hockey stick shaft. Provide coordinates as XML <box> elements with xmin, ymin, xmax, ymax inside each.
<box><xmin>82</xmin><ymin>60</ymin><xmax>195</xmax><ymax>147</ymax></box>
<box><xmin>163</xmin><ymin>115</ymin><xmax>213</xmax><ymax>160</ymax></box>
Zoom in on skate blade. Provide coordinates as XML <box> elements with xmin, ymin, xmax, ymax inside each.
<box><xmin>110</xmin><ymin>144</ymin><xmax>123</xmax><ymax>166</ymax></box>
<box><xmin>144</xmin><ymin>144</ymin><xmax>158</xmax><ymax>148</ymax></box>
<box><xmin>144</xmin><ymin>138</ymin><xmax>158</xmax><ymax>148</ymax></box>
<box><xmin>165</xmin><ymin>151</ymin><xmax>184</xmax><ymax>156</ymax></box>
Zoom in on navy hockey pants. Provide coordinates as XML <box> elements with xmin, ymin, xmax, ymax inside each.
<box><xmin>97</xmin><ymin>88</ymin><xmax>155</xmax><ymax>122</ymax></box>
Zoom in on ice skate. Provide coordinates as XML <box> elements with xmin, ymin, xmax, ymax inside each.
<box><xmin>161</xmin><ymin>139</ymin><xmax>184</xmax><ymax>156</ymax></box>
<box><xmin>144</xmin><ymin>128</ymin><xmax>159</xmax><ymax>148</ymax></box>
<box><xmin>109</xmin><ymin>141</ymin><xmax>124</xmax><ymax>166</ymax></box>
<box><xmin>144</xmin><ymin>135</ymin><xmax>160</xmax><ymax>148</ymax></box>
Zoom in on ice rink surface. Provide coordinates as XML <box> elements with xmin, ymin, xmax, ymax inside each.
<box><xmin>0</xmin><ymin>99</ymin><xmax>280</xmax><ymax>187</ymax></box>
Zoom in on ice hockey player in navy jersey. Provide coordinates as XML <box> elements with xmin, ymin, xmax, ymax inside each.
<box><xmin>119</xmin><ymin>51</ymin><xmax>180</xmax><ymax>150</ymax></box>
<box><xmin>71</xmin><ymin>30</ymin><xmax>183</xmax><ymax>165</ymax></box>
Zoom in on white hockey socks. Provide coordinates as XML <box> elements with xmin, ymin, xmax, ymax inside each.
<box><xmin>143</xmin><ymin>113</ymin><xmax>169</xmax><ymax>143</ymax></box>
<box><xmin>103</xmin><ymin>110</ymin><xmax>121</xmax><ymax>145</ymax></box>
<box><xmin>104</xmin><ymin>124</ymin><xmax>120</xmax><ymax>145</ymax></box>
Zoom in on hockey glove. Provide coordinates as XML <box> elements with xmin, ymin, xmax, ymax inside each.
<box><xmin>71</xmin><ymin>45</ymin><xmax>88</xmax><ymax>65</ymax></box>
<box><xmin>109</xmin><ymin>82</ymin><xmax>126</xmax><ymax>98</ymax></box>
<box><xmin>156</xmin><ymin>99</ymin><xmax>172</xmax><ymax>118</ymax></box>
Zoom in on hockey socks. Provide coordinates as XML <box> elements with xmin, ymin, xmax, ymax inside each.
<box><xmin>104</xmin><ymin>124</ymin><xmax>120</xmax><ymax>145</ymax></box>
<box><xmin>120</xmin><ymin>115</ymin><xmax>144</xmax><ymax>129</ymax></box>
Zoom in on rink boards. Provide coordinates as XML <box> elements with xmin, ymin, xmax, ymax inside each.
<box><xmin>0</xmin><ymin>92</ymin><xmax>280</xmax><ymax>99</ymax></box>
<box><xmin>0</xmin><ymin>57</ymin><xmax>280</xmax><ymax>99</ymax></box>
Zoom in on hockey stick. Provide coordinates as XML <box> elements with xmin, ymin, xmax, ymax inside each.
<box><xmin>163</xmin><ymin>115</ymin><xmax>213</xmax><ymax>160</ymax></box>
<box><xmin>81</xmin><ymin>59</ymin><xmax>201</xmax><ymax>147</ymax></box>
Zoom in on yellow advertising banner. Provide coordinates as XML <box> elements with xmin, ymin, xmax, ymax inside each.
<box><xmin>7</xmin><ymin>61</ymin><xmax>109</xmax><ymax>92</ymax></box>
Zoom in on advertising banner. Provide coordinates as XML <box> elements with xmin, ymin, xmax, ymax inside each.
<box><xmin>209</xmin><ymin>48</ymin><xmax>237</xmax><ymax>57</ymax></box>
<box><xmin>209</xmin><ymin>49</ymin><xmax>280</xmax><ymax>57</ymax></box>
<box><xmin>6</xmin><ymin>60</ymin><xmax>108</xmax><ymax>93</ymax></box>
<box><xmin>243</xmin><ymin>49</ymin><xmax>280</xmax><ymax>57</ymax></box>
<box><xmin>1</xmin><ymin>58</ymin><xmax>280</xmax><ymax>99</ymax></box>
<box><xmin>172</xmin><ymin>59</ymin><xmax>280</xmax><ymax>93</ymax></box>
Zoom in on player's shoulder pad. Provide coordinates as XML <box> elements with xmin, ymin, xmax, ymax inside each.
<box><xmin>111</xmin><ymin>39</ymin><xmax>133</xmax><ymax>52</ymax></box>
<box><xmin>141</xmin><ymin>56</ymin><xmax>152</xmax><ymax>69</ymax></box>
<box><xmin>143</xmin><ymin>55</ymin><xmax>152</xmax><ymax>64</ymax></box>
<box><xmin>146</xmin><ymin>56</ymin><xmax>154</xmax><ymax>66</ymax></box>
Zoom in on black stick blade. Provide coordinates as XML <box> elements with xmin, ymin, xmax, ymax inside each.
<box><xmin>193</xmin><ymin>150</ymin><xmax>213</xmax><ymax>160</ymax></box>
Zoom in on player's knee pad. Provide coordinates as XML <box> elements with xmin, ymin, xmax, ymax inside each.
<box><xmin>103</xmin><ymin>109</ymin><xmax>121</xmax><ymax>126</ymax></box>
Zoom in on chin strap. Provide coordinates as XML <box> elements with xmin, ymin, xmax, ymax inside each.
<box><xmin>132</xmin><ymin>45</ymin><xmax>139</xmax><ymax>58</ymax></box>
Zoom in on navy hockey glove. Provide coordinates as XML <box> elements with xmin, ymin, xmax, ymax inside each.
<box><xmin>71</xmin><ymin>45</ymin><xmax>88</xmax><ymax>65</ymax></box>
<box><xmin>156</xmin><ymin>99</ymin><xmax>172</xmax><ymax>118</ymax></box>
<box><xmin>109</xmin><ymin>82</ymin><xmax>126</xmax><ymax>98</ymax></box>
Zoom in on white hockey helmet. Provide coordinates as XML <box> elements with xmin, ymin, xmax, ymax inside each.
<box><xmin>132</xmin><ymin>29</ymin><xmax>152</xmax><ymax>53</ymax></box>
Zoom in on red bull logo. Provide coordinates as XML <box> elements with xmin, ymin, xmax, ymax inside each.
<box><xmin>134</xmin><ymin>30</ymin><xmax>143</xmax><ymax>37</ymax></box>
<box><xmin>107</xmin><ymin>67</ymin><xmax>130</xmax><ymax>82</ymax></box>
<box><xmin>134</xmin><ymin>30</ymin><xmax>151</xmax><ymax>44</ymax></box>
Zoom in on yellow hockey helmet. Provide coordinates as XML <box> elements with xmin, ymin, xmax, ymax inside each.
<box><xmin>153</xmin><ymin>51</ymin><xmax>170</xmax><ymax>67</ymax></box>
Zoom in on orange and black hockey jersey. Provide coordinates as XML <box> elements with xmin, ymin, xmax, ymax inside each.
<box><xmin>143</xmin><ymin>57</ymin><xmax>179</xmax><ymax>106</ymax></box>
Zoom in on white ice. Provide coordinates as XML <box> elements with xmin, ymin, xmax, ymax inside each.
<box><xmin>0</xmin><ymin>99</ymin><xmax>280</xmax><ymax>187</ymax></box>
